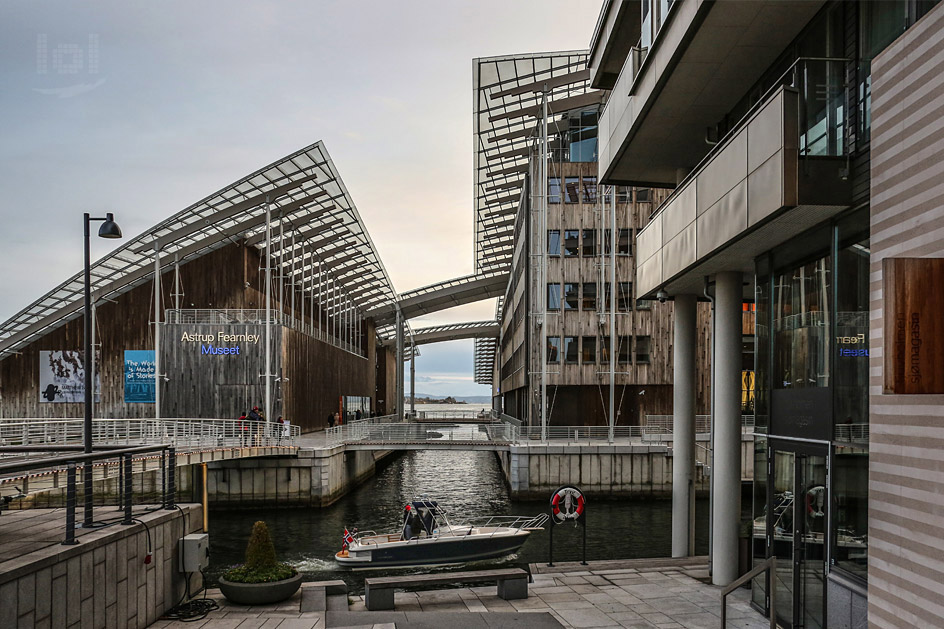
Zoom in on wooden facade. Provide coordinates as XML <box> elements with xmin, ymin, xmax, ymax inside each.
<box><xmin>498</xmin><ymin>158</ymin><xmax>715</xmax><ymax>426</ymax></box>
<box><xmin>0</xmin><ymin>242</ymin><xmax>387</xmax><ymax>432</ymax></box>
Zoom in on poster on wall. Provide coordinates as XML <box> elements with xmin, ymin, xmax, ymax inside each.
<box><xmin>39</xmin><ymin>350</ymin><xmax>100</xmax><ymax>403</ymax></box>
<box><xmin>124</xmin><ymin>350</ymin><xmax>156</xmax><ymax>403</ymax></box>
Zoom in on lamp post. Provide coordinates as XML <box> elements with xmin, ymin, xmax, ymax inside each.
<box><xmin>83</xmin><ymin>212</ymin><xmax>122</xmax><ymax>526</ymax></box>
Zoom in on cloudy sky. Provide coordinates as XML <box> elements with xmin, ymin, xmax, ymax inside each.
<box><xmin>0</xmin><ymin>1</ymin><xmax>600</xmax><ymax>397</ymax></box>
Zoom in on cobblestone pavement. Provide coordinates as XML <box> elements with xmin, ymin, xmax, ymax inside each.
<box><xmin>151</xmin><ymin>558</ymin><xmax>770</xmax><ymax>628</ymax></box>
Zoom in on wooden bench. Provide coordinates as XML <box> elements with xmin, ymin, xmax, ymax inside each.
<box><xmin>364</xmin><ymin>568</ymin><xmax>529</xmax><ymax>611</ymax></box>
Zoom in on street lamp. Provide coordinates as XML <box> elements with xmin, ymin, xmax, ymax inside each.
<box><xmin>83</xmin><ymin>212</ymin><xmax>122</xmax><ymax>526</ymax></box>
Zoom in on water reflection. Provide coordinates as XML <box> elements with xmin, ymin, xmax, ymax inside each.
<box><xmin>207</xmin><ymin>450</ymin><xmax>709</xmax><ymax>591</ymax></box>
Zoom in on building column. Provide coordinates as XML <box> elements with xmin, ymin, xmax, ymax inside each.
<box><xmin>672</xmin><ymin>293</ymin><xmax>697</xmax><ymax>558</ymax></box>
<box><xmin>712</xmin><ymin>271</ymin><xmax>742</xmax><ymax>585</ymax></box>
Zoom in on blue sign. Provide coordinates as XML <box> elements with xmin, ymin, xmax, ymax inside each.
<box><xmin>124</xmin><ymin>350</ymin><xmax>155</xmax><ymax>403</ymax></box>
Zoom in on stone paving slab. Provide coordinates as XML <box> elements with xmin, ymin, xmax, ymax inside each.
<box><xmin>148</xmin><ymin>558</ymin><xmax>770</xmax><ymax>629</ymax></box>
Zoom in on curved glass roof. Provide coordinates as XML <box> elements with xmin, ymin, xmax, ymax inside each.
<box><xmin>0</xmin><ymin>141</ymin><xmax>399</xmax><ymax>359</ymax></box>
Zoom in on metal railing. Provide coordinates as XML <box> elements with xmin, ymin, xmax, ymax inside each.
<box><xmin>644</xmin><ymin>415</ymin><xmax>755</xmax><ymax>434</ymax></box>
<box><xmin>415</xmin><ymin>409</ymin><xmax>497</xmax><ymax>421</ymax></box>
<box><xmin>834</xmin><ymin>423</ymin><xmax>869</xmax><ymax>443</ymax></box>
<box><xmin>0</xmin><ymin>418</ymin><xmax>299</xmax><ymax>454</ymax></box>
<box><xmin>165</xmin><ymin>308</ymin><xmax>365</xmax><ymax>357</ymax></box>
<box><xmin>326</xmin><ymin>421</ymin><xmax>517</xmax><ymax>447</ymax></box>
<box><xmin>0</xmin><ymin>444</ymin><xmax>177</xmax><ymax>545</ymax></box>
<box><xmin>721</xmin><ymin>556</ymin><xmax>777</xmax><ymax>629</ymax></box>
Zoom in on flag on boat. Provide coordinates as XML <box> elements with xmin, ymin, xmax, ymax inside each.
<box><xmin>343</xmin><ymin>528</ymin><xmax>355</xmax><ymax>548</ymax></box>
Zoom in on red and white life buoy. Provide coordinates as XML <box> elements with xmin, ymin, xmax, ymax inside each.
<box><xmin>550</xmin><ymin>486</ymin><xmax>585</xmax><ymax>522</ymax></box>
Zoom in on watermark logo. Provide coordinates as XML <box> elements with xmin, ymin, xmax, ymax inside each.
<box><xmin>34</xmin><ymin>34</ymin><xmax>106</xmax><ymax>98</ymax></box>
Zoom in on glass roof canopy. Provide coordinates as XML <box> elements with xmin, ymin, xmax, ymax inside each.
<box><xmin>0</xmin><ymin>141</ymin><xmax>400</xmax><ymax>360</ymax></box>
<box><xmin>473</xmin><ymin>50</ymin><xmax>595</xmax><ymax>274</ymax></box>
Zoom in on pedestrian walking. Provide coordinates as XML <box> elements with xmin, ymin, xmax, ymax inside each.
<box><xmin>328</xmin><ymin>412</ymin><xmax>335</xmax><ymax>429</ymax></box>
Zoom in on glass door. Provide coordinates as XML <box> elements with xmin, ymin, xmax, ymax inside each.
<box><xmin>771</xmin><ymin>446</ymin><xmax>828</xmax><ymax>628</ymax></box>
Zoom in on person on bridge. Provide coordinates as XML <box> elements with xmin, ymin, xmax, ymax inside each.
<box><xmin>335</xmin><ymin>411</ymin><xmax>341</xmax><ymax>427</ymax></box>
<box><xmin>355</xmin><ymin>409</ymin><xmax>362</xmax><ymax>421</ymax></box>
<box><xmin>238</xmin><ymin>412</ymin><xmax>249</xmax><ymax>447</ymax></box>
<box><xmin>328</xmin><ymin>412</ymin><xmax>335</xmax><ymax>429</ymax></box>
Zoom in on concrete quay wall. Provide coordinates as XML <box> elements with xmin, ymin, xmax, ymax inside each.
<box><xmin>0</xmin><ymin>505</ymin><xmax>203</xmax><ymax>629</ymax></box>
<box><xmin>499</xmin><ymin>437</ymin><xmax>753</xmax><ymax>499</ymax></box>
<box><xmin>206</xmin><ymin>447</ymin><xmax>396</xmax><ymax>507</ymax></box>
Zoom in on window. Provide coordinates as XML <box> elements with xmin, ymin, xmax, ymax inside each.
<box><xmin>547</xmin><ymin>230</ymin><xmax>561</xmax><ymax>256</ymax></box>
<box><xmin>582</xmin><ymin>229</ymin><xmax>596</xmax><ymax>256</ymax></box>
<box><xmin>618</xmin><ymin>282</ymin><xmax>633</xmax><ymax>311</ymax></box>
<box><xmin>831</xmin><ymin>447</ymin><xmax>868</xmax><ymax>581</ymax></box>
<box><xmin>563</xmin><ymin>230</ymin><xmax>580</xmax><ymax>256</ymax></box>
<box><xmin>547</xmin><ymin>284</ymin><xmax>561</xmax><ymax>311</ymax></box>
<box><xmin>549</xmin><ymin>178</ymin><xmax>561</xmax><ymax>203</ymax></box>
<box><xmin>618</xmin><ymin>336</ymin><xmax>632</xmax><ymax>364</ymax></box>
<box><xmin>563</xmin><ymin>283</ymin><xmax>579</xmax><ymax>311</ymax></box>
<box><xmin>636</xmin><ymin>298</ymin><xmax>652</xmax><ymax>310</ymax></box>
<box><xmin>564</xmin><ymin>336</ymin><xmax>579</xmax><ymax>363</ymax></box>
<box><xmin>617</xmin><ymin>187</ymin><xmax>632</xmax><ymax>203</ymax></box>
<box><xmin>564</xmin><ymin>177</ymin><xmax>580</xmax><ymax>203</ymax></box>
<box><xmin>774</xmin><ymin>255</ymin><xmax>831</xmax><ymax>389</ymax></box>
<box><xmin>600</xmin><ymin>336</ymin><xmax>611</xmax><ymax>363</ymax></box>
<box><xmin>547</xmin><ymin>337</ymin><xmax>561</xmax><ymax>363</ymax></box>
<box><xmin>583</xmin><ymin>176</ymin><xmax>597</xmax><ymax>203</ymax></box>
<box><xmin>618</xmin><ymin>228</ymin><xmax>632</xmax><ymax>255</ymax></box>
<box><xmin>636</xmin><ymin>336</ymin><xmax>651</xmax><ymax>364</ymax></box>
<box><xmin>636</xmin><ymin>188</ymin><xmax>650</xmax><ymax>202</ymax></box>
<box><xmin>581</xmin><ymin>336</ymin><xmax>596</xmax><ymax>364</ymax></box>
<box><xmin>582</xmin><ymin>283</ymin><xmax>597</xmax><ymax>311</ymax></box>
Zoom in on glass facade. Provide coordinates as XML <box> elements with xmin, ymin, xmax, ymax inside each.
<box><xmin>547</xmin><ymin>337</ymin><xmax>560</xmax><ymax>364</ymax></box>
<box><xmin>563</xmin><ymin>336</ymin><xmax>578</xmax><ymax>363</ymax></box>
<box><xmin>581</xmin><ymin>336</ymin><xmax>596</xmax><ymax>364</ymax></box>
<box><xmin>547</xmin><ymin>284</ymin><xmax>561</xmax><ymax>311</ymax></box>
<box><xmin>563</xmin><ymin>283</ymin><xmax>579</xmax><ymax>310</ymax></box>
<box><xmin>548</xmin><ymin>230</ymin><xmax>561</xmax><ymax>256</ymax></box>
<box><xmin>563</xmin><ymin>230</ymin><xmax>580</xmax><ymax>256</ymax></box>
<box><xmin>582</xmin><ymin>282</ymin><xmax>597</xmax><ymax>311</ymax></box>
<box><xmin>582</xmin><ymin>229</ymin><xmax>596</xmax><ymax>256</ymax></box>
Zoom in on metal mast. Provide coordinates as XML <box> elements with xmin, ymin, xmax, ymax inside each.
<box><xmin>540</xmin><ymin>86</ymin><xmax>549</xmax><ymax>443</ymax></box>
<box><xmin>264</xmin><ymin>198</ymin><xmax>272</xmax><ymax>422</ymax></box>
<box><xmin>608</xmin><ymin>185</ymin><xmax>617</xmax><ymax>443</ymax></box>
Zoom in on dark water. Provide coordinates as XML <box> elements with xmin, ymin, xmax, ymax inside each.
<box><xmin>207</xmin><ymin>450</ymin><xmax>709</xmax><ymax>592</ymax></box>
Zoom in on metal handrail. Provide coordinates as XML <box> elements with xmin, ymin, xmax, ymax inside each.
<box><xmin>721</xmin><ymin>556</ymin><xmax>777</xmax><ymax>629</ymax></box>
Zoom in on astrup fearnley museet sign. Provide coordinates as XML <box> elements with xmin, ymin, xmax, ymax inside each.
<box><xmin>179</xmin><ymin>331</ymin><xmax>261</xmax><ymax>356</ymax></box>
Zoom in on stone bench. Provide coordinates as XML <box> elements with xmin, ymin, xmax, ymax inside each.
<box><xmin>300</xmin><ymin>579</ymin><xmax>348</xmax><ymax>612</ymax></box>
<box><xmin>364</xmin><ymin>568</ymin><xmax>529</xmax><ymax>611</ymax></box>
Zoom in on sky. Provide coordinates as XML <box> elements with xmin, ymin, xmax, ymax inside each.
<box><xmin>0</xmin><ymin>0</ymin><xmax>600</xmax><ymax>397</ymax></box>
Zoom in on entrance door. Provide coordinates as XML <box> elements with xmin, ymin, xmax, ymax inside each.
<box><xmin>771</xmin><ymin>446</ymin><xmax>827</xmax><ymax>628</ymax></box>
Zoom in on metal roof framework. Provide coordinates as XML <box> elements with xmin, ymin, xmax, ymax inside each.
<box><xmin>0</xmin><ymin>141</ymin><xmax>400</xmax><ymax>360</ymax></box>
<box><xmin>381</xmin><ymin>320</ymin><xmax>499</xmax><ymax>348</ymax></box>
<box><xmin>473</xmin><ymin>51</ymin><xmax>598</xmax><ymax>274</ymax></box>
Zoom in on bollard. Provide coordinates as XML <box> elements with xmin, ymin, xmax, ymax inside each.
<box><xmin>117</xmin><ymin>457</ymin><xmax>124</xmax><ymax>511</ymax></box>
<box><xmin>63</xmin><ymin>463</ymin><xmax>78</xmax><ymax>545</ymax></box>
<box><xmin>161</xmin><ymin>450</ymin><xmax>167</xmax><ymax>508</ymax></box>
<box><xmin>122</xmin><ymin>454</ymin><xmax>133</xmax><ymax>525</ymax></box>
<box><xmin>165</xmin><ymin>447</ymin><xmax>176</xmax><ymax>509</ymax></box>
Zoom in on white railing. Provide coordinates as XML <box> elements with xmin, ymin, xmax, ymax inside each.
<box><xmin>0</xmin><ymin>418</ymin><xmax>299</xmax><ymax>454</ymax></box>
<box><xmin>645</xmin><ymin>415</ymin><xmax>755</xmax><ymax>434</ymax></box>
<box><xmin>415</xmin><ymin>409</ymin><xmax>497</xmax><ymax>421</ymax></box>
<box><xmin>326</xmin><ymin>421</ymin><xmax>517</xmax><ymax>447</ymax></box>
<box><xmin>834</xmin><ymin>423</ymin><xmax>869</xmax><ymax>443</ymax></box>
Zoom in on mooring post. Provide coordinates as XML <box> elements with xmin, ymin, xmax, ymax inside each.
<box><xmin>166</xmin><ymin>447</ymin><xmax>176</xmax><ymax>509</ymax></box>
<box><xmin>122</xmin><ymin>454</ymin><xmax>133</xmax><ymax>525</ymax></box>
<box><xmin>63</xmin><ymin>463</ymin><xmax>78</xmax><ymax>545</ymax></box>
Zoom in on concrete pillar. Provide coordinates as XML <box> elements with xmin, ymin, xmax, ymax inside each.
<box><xmin>672</xmin><ymin>293</ymin><xmax>697</xmax><ymax>558</ymax></box>
<box><xmin>395</xmin><ymin>309</ymin><xmax>404</xmax><ymax>421</ymax></box>
<box><xmin>712</xmin><ymin>271</ymin><xmax>742</xmax><ymax>585</ymax></box>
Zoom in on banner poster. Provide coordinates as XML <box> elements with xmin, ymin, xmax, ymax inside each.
<box><xmin>39</xmin><ymin>350</ymin><xmax>100</xmax><ymax>403</ymax></box>
<box><xmin>124</xmin><ymin>350</ymin><xmax>156</xmax><ymax>403</ymax></box>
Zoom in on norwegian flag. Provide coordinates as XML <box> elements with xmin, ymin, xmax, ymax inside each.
<box><xmin>342</xmin><ymin>528</ymin><xmax>355</xmax><ymax>548</ymax></box>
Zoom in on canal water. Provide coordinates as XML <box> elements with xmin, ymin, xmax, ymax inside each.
<box><xmin>207</xmin><ymin>449</ymin><xmax>710</xmax><ymax>592</ymax></box>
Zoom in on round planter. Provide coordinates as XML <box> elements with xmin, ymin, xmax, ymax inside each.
<box><xmin>219</xmin><ymin>572</ymin><xmax>303</xmax><ymax>606</ymax></box>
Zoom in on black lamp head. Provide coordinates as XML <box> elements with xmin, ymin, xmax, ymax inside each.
<box><xmin>98</xmin><ymin>213</ymin><xmax>122</xmax><ymax>239</ymax></box>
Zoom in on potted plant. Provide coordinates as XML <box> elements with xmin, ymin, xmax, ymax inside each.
<box><xmin>219</xmin><ymin>521</ymin><xmax>303</xmax><ymax>605</ymax></box>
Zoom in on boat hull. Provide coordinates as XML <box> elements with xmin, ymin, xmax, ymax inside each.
<box><xmin>336</xmin><ymin>530</ymin><xmax>529</xmax><ymax>568</ymax></box>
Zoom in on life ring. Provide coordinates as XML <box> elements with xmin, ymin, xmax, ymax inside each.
<box><xmin>551</xmin><ymin>486</ymin><xmax>585</xmax><ymax>522</ymax></box>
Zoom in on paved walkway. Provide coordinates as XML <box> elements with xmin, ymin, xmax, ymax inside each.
<box><xmin>150</xmin><ymin>557</ymin><xmax>769</xmax><ymax>628</ymax></box>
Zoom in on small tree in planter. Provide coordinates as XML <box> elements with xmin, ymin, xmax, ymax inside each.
<box><xmin>219</xmin><ymin>521</ymin><xmax>302</xmax><ymax>605</ymax></box>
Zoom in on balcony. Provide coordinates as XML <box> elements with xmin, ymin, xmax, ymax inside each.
<box><xmin>598</xmin><ymin>0</ymin><xmax>826</xmax><ymax>186</ymax></box>
<box><xmin>635</xmin><ymin>59</ymin><xmax>852</xmax><ymax>297</ymax></box>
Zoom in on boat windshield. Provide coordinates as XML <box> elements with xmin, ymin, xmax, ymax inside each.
<box><xmin>401</xmin><ymin>498</ymin><xmax>447</xmax><ymax>539</ymax></box>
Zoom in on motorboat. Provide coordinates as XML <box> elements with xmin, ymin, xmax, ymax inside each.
<box><xmin>335</xmin><ymin>495</ymin><xmax>548</xmax><ymax>569</ymax></box>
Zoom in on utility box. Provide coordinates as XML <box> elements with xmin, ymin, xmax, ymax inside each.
<box><xmin>179</xmin><ymin>534</ymin><xmax>210</xmax><ymax>573</ymax></box>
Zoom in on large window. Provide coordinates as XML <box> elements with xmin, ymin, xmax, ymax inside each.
<box><xmin>583</xmin><ymin>176</ymin><xmax>597</xmax><ymax>203</ymax></box>
<box><xmin>831</xmin><ymin>446</ymin><xmax>868</xmax><ymax>581</ymax></box>
<box><xmin>563</xmin><ymin>336</ymin><xmax>579</xmax><ymax>364</ymax></box>
<box><xmin>547</xmin><ymin>337</ymin><xmax>561</xmax><ymax>364</ymax></box>
<box><xmin>618</xmin><ymin>336</ymin><xmax>632</xmax><ymax>364</ymax></box>
<box><xmin>618</xmin><ymin>282</ymin><xmax>633</xmax><ymax>311</ymax></box>
<box><xmin>581</xmin><ymin>336</ymin><xmax>596</xmax><ymax>364</ymax></box>
<box><xmin>563</xmin><ymin>230</ymin><xmax>580</xmax><ymax>256</ymax></box>
<box><xmin>563</xmin><ymin>283</ymin><xmax>579</xmax><ymax>311</ymax></box>
<box><xmin>547</xmin><ymin>284</ymin><xmax>561</xmax><ymax>311</ymax></box>
<box><xmin>548</xmin><ymin>177</ymin><xmax>561</xmax><ymax>204</ymax></box>
<box><xmin>618</xmin><ymin>228</ymin><xmax>632</xmax><ymax>255</ymax></box>
<box><xmin>582</xmin><ymin>229</ymin><xmax>596</xmax><ymax>256</ymax></box>
<box><xmin>636</xmin><ymin>336</ymin><xmax>651</xmax><ymax>364</ymax></box>
<box><xmin>564</xmin><ymin>177</ymin><xmax>580</xmax><ymax>203</ymax></box>
<box><xmin>568</xmin><ymin>110</ymin><xmax>599</xmax><ymax>163</ymax></box>
<box><xmin>834</xmin><ymin>233</ymin><xmax>870</xmax><ymax>440</ymax></box>
<box><xmin>773</xmin><ymin>256</ymin><xmax>831</xmax><ymax>390</ymax></box>
<box><xmin>548</xmin><ymin>230</ymin><xmax>561</xmax><ymax>256</ymax></box>
<box><xmin>582</xmin><ymin>283</ymin><xmax>597</xmax><ymax>311</ymax></box>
